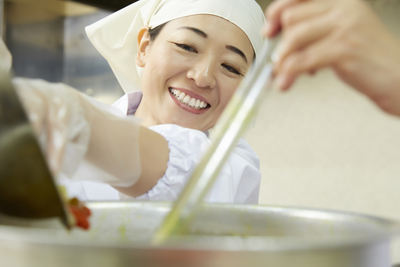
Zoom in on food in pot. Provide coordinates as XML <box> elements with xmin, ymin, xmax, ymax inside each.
<box><xmin>67</xmin><ymin>197</ymin><xmax>91</xmax><ymax>230</ymax></box>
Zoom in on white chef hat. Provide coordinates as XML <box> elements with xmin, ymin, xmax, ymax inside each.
<box><xmin>86</xmin><ymin>0</ymin><xmax>265</xmax><ymax>93</ymax></box>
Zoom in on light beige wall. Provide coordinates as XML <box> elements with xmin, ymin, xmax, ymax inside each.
<box><xmin>247</xmin><ymin>0</ymin><xmax>400</xmax><ymax>262</ymax></box>
<box><xmin>247</xmin><ymin>70</ymin><xmax>400</xmax><ymax>216</ymax></box>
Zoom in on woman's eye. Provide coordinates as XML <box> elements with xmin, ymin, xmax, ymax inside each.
<box><xmin>222</xmin><ymin>64</ymin><xmax>242</xmax><ymax>76</ymax></box>
<box><xmin>175</xmin><ymin>43</ymin><xmax>197</xmax><ymax>53</ymax></box>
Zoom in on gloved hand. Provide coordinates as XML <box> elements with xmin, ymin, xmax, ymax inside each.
<box><xmin>13</xmin><ymin>78</ymin><xmax>142</xmax><ymax>187</ymax></box>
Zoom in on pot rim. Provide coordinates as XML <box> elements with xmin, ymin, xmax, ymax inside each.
<box><xmin>0</xmin><ymin>201</ymin><xmax>399</xmax><ymax>252</ymax></box>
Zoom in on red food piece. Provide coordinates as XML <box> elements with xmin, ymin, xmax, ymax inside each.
<box><xmin>68</xmin><ymin>197</ymin><xmax>91</xmax><ymax>230</ymax></box>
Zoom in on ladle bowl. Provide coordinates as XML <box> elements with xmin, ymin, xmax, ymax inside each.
<box><xmin>0</xmin><ymin>70</ymin><xmax>70</xmax><ymax>228</ymax></box>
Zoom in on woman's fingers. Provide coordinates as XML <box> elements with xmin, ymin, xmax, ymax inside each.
<box><xmin>275</xmin><ymin>36</ymin><xmax>343</xmax><ymax>90</ymax></box>
<box><xmin>274</xmin><ymin>14</ymin><xmax>333</xmax><ymax>71</ymax></box>
<box><xmin>267</xmin><ymin>0</ymin><xmax>400</xmax><ymax>116</ymax></box>
<box><xmin>280</xmin><ymin>1</ymin><xmax>331</xmax><ymax>29</ymax></box>
<box><xmin>264</xmin><ymin>0</ymin><xmax>303</xmax><ymax>37</ymax></box>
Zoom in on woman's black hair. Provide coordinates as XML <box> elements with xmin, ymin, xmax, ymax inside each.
<box><xmin>149</xmin><ymin>22</ymin><xmax>168</xmax><ymax>41</ymax></box>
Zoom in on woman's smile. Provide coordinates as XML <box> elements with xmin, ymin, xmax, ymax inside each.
<box><xmin>168</xmin><ymin>87</ymin><xmax>210</xmax><ymax>114</ymax></box>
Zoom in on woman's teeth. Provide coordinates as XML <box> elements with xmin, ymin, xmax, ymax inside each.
<box><xmin>170</xmin><ymin>88</ymin><xmax>209</xmax><ymax>110</ymax></box>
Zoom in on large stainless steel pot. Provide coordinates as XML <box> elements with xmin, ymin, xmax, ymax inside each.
<box><xmin>0</xmin><ymin>201</ymin><xmax>398</xmax><ymax>267</ymax></box>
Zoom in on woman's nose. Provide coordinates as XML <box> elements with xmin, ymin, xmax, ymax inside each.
<box><xmin>186</xmin><ymin>57</ymin><xmax>217</xmax><ymax>89</ymax></box>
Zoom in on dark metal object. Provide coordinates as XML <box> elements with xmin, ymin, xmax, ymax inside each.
<box><xmin>67</xmin><ymin>0</ymin><xmax>138</xmax><ymax>11</ymax></box>
<box><xmin>0</xmin><ymin>70</ymin><xmax>70</xmax><ymax>228</ymax></box>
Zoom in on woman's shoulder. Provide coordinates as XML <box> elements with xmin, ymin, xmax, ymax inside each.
<box><xmin>233</xmin><ymin>138</ymin><xmax>260</xmax><ymax>167</ymax></box>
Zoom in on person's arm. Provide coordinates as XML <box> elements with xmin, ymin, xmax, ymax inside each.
<box><xmin>264</xmin><ymin>0</ymin><xmax>400</xmax><ymax>117</ymax></box>
<box><xmin>14</xmin><ymin>77</ymin><xmax>169</xmax><ymax>197</ymax></box>
<box><xmin>112</xmin><ymin>127</ymin><xmax>169</xmax><ymax>197</ymax></box>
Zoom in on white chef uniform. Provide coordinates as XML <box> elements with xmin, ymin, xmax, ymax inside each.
<box><xmin>80</xmin><ymin>91</ymin><xmax>261</xmax><ymax>204</ymax></box>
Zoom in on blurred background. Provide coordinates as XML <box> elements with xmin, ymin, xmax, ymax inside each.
<box><xmin>2</xmin><ymin>0</ymin><xmax>400</xmax><ymax>259</ymax></box>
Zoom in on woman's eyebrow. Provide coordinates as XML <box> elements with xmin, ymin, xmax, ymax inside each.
<box><xmin>178</xmin><ymin>26</ymin><xmax>208</xmax><ymax>38</ymax></box>
<box><xmin>178</xmin><ymin>26</ymin><xmax>247</xmax><ymax>63</ymax></box>
<box><xmin>226</xmin><ymin>45</ymin><xmax>247</xmax><ymax>63</ymax></box>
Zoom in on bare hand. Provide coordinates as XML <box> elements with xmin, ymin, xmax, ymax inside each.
<box><xmin>264</xmin><ymin>0</ymin><xmax>400</xmax><ymax>116</ymax></box>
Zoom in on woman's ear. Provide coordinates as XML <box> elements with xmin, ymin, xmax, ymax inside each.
<box><xmin>136</xmin><ymin>27</ymin><xmax>151</xmax><ymax>67</ymax></box>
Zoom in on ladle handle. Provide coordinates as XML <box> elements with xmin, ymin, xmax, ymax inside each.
<box><xmin>153</xmin><ymin>36</ymin><xmax>281</xmax><ymax>245</ymax></box>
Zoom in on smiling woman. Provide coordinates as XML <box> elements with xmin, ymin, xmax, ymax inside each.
<box><xmin>10</xmin><ymin>0</ymin><xmax>266</xmax><ymax>204</ymax></box>
<box><xmin>134</xmin><ymin>15</ymin><xmax>254</xmax><ymax>131</ymax></box>
<box><xmin>79</xmin><ymin>0</ymin><xmax>265</xmax><ymax>203</ymax></box>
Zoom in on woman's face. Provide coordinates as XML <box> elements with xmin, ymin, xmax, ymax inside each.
<box><xmin>135</xmin><ymin>14</ymin><xmax>254</xmax><ymax>132</ymax></box>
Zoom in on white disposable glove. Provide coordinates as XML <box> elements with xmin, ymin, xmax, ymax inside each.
<box><xmin>13</xmin><ymin>78</ymin><xmax>142</xmax><ymax>187</ymax></box>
